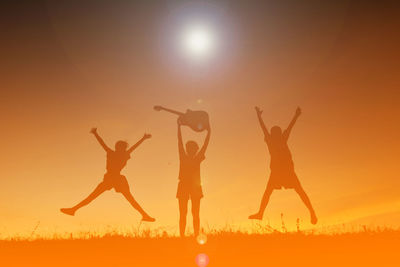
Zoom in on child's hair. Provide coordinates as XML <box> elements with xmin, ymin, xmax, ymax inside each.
<box><xmin>271</xmin><ymin>126</ymin><xmax>282</xmax><ymax>138</ymax></box>
<box><xmin>186</xmin><ymin>140</ymin><xmax>199</xmax><ymax>156</ymax></box>
<box><xmin>115</xmin><ymin>140</ymin><xmax>128</xmax><ymax>151</ymax></box>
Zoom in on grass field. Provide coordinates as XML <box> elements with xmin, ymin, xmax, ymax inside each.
<box><xmin>1</xmin><ymin>228</ymin><xmax>399</xmax><ymax>267</ymax></box>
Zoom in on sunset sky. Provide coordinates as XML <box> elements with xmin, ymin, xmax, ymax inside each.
<box><xmin>1</xmin><ymin>0</ymin><xmax>400</xmax><ymax>238</ymax></box>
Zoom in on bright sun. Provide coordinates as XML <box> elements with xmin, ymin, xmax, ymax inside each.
<box><xmin>182</xmin><ymin>25</ymin><xmax>215</xmax><ymax>60</ymax></box>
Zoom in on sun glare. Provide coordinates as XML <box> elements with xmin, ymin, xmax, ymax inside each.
<box><xmin>182</xmin><ymin>25</ymin><xmax>215</xmax><ymax>60</ymax></box>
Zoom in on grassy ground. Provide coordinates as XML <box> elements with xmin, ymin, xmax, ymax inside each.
<box><xmin>0</xmin><ymin>230</ymin><xmax>399</xmax><ymax>267</ymax></box>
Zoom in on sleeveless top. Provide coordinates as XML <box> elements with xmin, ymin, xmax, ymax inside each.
<box><xmin>178</xmin><ymin>153</ymin><xmax>205</xmax><ymax>187</ymax></box>
<box><xmin>265</xmin><ymin>137</ymin><xmax>294</xmax><ymax>172</ymax></box>
<box><xmin>106</xmin><ymin>151</ymin><xmax>130</xmax><ymax>174</ymax></box>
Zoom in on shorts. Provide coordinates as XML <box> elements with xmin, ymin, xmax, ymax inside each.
<box><xmin>101</xmin><ymin>173</ymin><xmax>130</xmax><ymax>193</ymax></box>
<box><xmin>267</xmin><ymin>170</ymin><xmax>301</xmax><ymax>190</ymax></box>
<box><xmin>176</xmin><ymin>181</ymin><xmax>203</xmax><ymax>200</ymax></box>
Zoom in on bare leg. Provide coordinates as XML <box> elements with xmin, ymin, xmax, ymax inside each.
<box><xmin>178</xmin><ymin>198</ymin><xmax>188</xmax><ymax>237</ymax></box>
<box><xmin>295</xmin><ymin>186</ymin><xmax>317</xmax><ymax>224</ymax></box>
<box><xmin>60</xmin><ymin>183</ymin><xmax>107</xmax><ymax>216</ymax></box>
<box><xmin>249</xmin><ymin>184</ymin><xmax>274</xmax><ymax>220</ymax></box>
<box><xmin>121</xmin><ymin>190</ymin><xmax>155</xmax><ymax>222</ymax></box>
<box><xmin>191</xmin><ymin>198</ymin><xmax>201</xmax><ymax>237</ymax></box>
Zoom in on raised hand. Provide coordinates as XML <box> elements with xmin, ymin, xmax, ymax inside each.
<box><xmin>295</xmin><ymin>107</ymin><xmax>302</xmax><ymax>117</ymax></box>
<box><xmin>255</xmin><ymin>106</ymin><xmax>263</xmax><ymax>117</ymax></box>
<box><xmin>143</xmin><ymin>133</ymin><xmax>152</xmax><ymax>139</ymax></box>
<box><xmin>90</xmin><ymin>127</ymin><xmax>98</xmax><ymax>135</ymax></box>
<box><xmin>90</xmin><ymin>128</ymin><xmax>111</xmax><ymax>152</ymax></box>
<box><xmin>177</xmin><ymin>117</ymin><xmax>183</xmax><ymax>126</ymax></box>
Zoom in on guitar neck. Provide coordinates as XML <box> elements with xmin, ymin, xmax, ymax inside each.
<box><xmin>156</xmin><ymin>106</ymin><xmax>184</xmax><ymax>116</ymax></box>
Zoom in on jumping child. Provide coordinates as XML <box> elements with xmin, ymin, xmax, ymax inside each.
<box><xmin>177</xmin><ymin>117</ymin><xmax>211</xmax><ymax>237</ymax></box>
<box><xmin>60</xmin><ymin>128</ymin><xmax>155</xmax><ymax>222</ymax></box>
<box><xmin>249</xmin><ymin>107</ymin><xmax>317</xmax><ymax>224</ymax></box>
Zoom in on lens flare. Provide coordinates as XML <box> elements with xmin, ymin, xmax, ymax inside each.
<box><xmin>195</xmin><ymin>253</ymin><xmax>210</xmax><ymax>267</ymax></box>
<box><xmin>196</xmin><ymin>233</ymin><xmax>207</xmax><ymax>245</ymax></box>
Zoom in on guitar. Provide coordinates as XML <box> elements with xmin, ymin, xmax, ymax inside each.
<box><xmin>154</xmin><ymin>106</ymin><xmax>210</xmax><ymax>132</ymax></box>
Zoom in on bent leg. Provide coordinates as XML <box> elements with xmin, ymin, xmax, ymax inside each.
<box><xmin>178</xmin><ymin>198</ymin><xmax>189</xmax><ymax>237</ymax></box>
<box><xmin>249</xmin><ymin>184</ymin><xmax>274</xmax><ymax>220</ymax></box>
<box><xmin>121</xmin><ymin>190</ymin><xmax>155</xmax><ymax>222</ymax></box>
<box><xmin>191</xmin><ymin>198</ymin><xmax>201</xmax><ymax>237</ymax></box>
<box><xmin>295</xmin><ymin>186</ymin><xmax>317</xmax><ymax>224</ymax></box>
<box><xmin>61</xmin><ymin>182</ymin><xmax>107</xmax><ymax>216</ymax></box>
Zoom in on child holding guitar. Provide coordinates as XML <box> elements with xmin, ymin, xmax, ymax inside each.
<box><xmin>176</xmin><ymin>117</ymin><xmax>211</xmax><ymax>237</ymax></box>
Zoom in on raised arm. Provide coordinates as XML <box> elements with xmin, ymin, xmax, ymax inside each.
<box><xmin>90</xmin><ymin>128</ymin><xmax>112</xmax><ymax>152</ymax></box>
<box><xmin>255</xmin><ymin>106</ymin><xmax>270</xmax><ymax>140</ymax></box>
<box><xmin>127</xmin><ymin>133</ymin><xmax>152</xmax><ymax>154</ymax></box>
<box><xmin>198</xmin><ymin>126</ymin><xmax>211</xmax><ymax>156</ymax></box>
<box><xmin>177</xmin><ymin>118</ymin><xmax>185</xmax><ymax>158</ymax></box>
<box><xmin>283</xmin><ymin>107</ymin><xmax>301</xmax><ymax>140</ymax></box>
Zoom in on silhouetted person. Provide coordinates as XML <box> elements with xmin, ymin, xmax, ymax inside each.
<box><xmin>249</xmin><ymin>107</ymin><xmax>317</xmax><ymax>224</ymax></box>
<box><xmin>60</xmin><ymin>128</ymin><xmax>155</xmax><ymax>222</ymax></box>
<box><xmin>177</xmin><ymin>117</ymin><xmax>210</xmax><ymax>237</ymax></box>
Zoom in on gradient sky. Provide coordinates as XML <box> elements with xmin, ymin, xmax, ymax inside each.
<box><xmin>1</xmin><ymin>0</ymin><xmax>400</xmax><ymax>237</ymax></box>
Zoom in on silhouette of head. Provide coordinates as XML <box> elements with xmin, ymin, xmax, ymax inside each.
<box><xmin>186</xmin><ymin>141</ymin><xmax>199</xmax><ymax>157</ymax></box>
<box><xmin>115</xmin><ymin>140</ymin><xmax>128</xmax><ymax>152</ymax></box>
<box><xmin>271</xmin><ymin>126</ymin><xmax>283</xmax><ymax>140</ymax></box>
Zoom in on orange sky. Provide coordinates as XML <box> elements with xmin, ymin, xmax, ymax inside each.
<box><xmin>1</xmin><ymin>0</ymin><xmax>400</xmax><ymax>238</ymax></box>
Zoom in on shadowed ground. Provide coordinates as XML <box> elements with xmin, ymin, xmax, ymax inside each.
<box><xmin>1</xmin><ymin>231</ymin><xmax>398</xmax><ymax>267</ymax></box>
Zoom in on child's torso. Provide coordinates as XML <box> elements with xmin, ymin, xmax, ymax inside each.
<box><xmin>106</xmin><ymin>151</ymin><xmax>130</xmax><ymax>174</ymax></box>
<box><xmin>178</xmin><ymin>154</ymin><xmax>205</xmax><ymax>186</ymax></box>
<box><xmin>266</xmin><ymin>139</ymin><xmax>294</xmax><ymax>170</ymax></box>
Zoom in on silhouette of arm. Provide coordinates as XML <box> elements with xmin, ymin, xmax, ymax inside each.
<box><xmin>177</xmin><ymin>119</ymin><xmax>185</xmax><ymax>158</ymax></box>
<box><xmin>255</xmin><ymin>107</ymin><xmax>270</xmax><ymax>140</ymax></box>
<box><xmin>91</xmin><ymin>128</ymin><xmax>112</xmax><ymax>152</ymax></box>
<box><xmin>283</xmin><ymin>107</ymin><xmax>301</xmax><ymax>140</ymax></box>
<box><xmin>198</xmin><ymin>127</ymin><xmax>211</xmax><ymax>156</ymax></box>
<box><xmin>127</xmin><ymin>134</ymin><xmax>152</xmax><ymax>154</ymax></box>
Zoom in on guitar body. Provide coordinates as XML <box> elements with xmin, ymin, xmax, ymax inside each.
<box><xmin>180</xmin><ymin>109</ymin><xmax>210</xmax><ymax>132</ymax></box>
<box><xmin>154</xmin><ymin>106</ymin><xmax>210</xmax><ymax>132</ymax></box>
